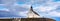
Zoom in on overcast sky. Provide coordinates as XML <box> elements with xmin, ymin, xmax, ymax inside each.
<box><xmin>0</xmin><ymin>0</ymin><xmax>60</xmax><ymax>21</ymax></box>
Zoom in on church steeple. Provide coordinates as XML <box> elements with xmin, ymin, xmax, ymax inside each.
<box><xmin>27</xmin><ymin>6</ymin><xmax>40</xmax><ymax>18</ymax></box>
<box><xmin>30</xmin><ymin>6</ymin><xmax>33</xmax><ymax>11</ymax></box>
<box><xmin>30</xmin><ymin>6</ymin><xmax>40</xmax><ymax>16</ymax></box>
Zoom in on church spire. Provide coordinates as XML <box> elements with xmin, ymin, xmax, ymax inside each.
<box><xmin>30</xmin><ymin>6</ymin><xmax>33</xmax><ymax>11</ymax></box>
<box><xmin>27</xmin><ymin>6</ymin><xmax>40</xmax><ymax>18</ymax></box>
<box><xmin>30</xmin><ymin>6</ymin><xmax>40</xmax><ymax>16</ymax></box>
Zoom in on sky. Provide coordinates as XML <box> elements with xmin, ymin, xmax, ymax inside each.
<box><xmin>0</xmin><ymin>0</ymin><xmax>60</xmax><ymax>21</ymax></box>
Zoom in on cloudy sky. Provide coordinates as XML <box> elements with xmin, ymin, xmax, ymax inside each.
<box><xmin>0</xmin><ymin>0</ymin><xmax>60</xmax><ymax>21</ymax></box>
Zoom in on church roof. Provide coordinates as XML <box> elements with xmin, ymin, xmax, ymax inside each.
<box><xmin>30</xmin><ymin>6</ymin><xmax>40</xmax><ymax>16</ymax></box>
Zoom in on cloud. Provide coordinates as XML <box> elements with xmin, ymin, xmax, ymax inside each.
<box><xmin>0</xmin><ymin>0</ymin><xmax>31</xmax><ymax>18</ymax></box>
<box><xmin>34</xmin><ymin>6</ymin><xmax>60</xmax><ymax>17</ymax></box>
<box><xmin>0</xmin><ymin>0</ymin><xmax>60</xmax><ymax>18</ymax></box>
<box><xmin>17</xmin><ymin>0</ymin><xmax>60</xmax><ymax>18</ymax></box>
<box><xmin>0</xmin><ymin>8</ymin><xmax>10</xmax><ymax>11</ymax></box>
<box><xmin>48</xmin><ymin>11</ymin><xmax>60</xmax><ymax>17</ymax></box>
<box><xmin>31</xmin><ymin>0</ymin><xmax>60</xmax><ymax>17</ymax></box>
<box><xmin>19</xmin><ymin>11</ymin><xmax>28</xmax><ymax>17</ymax></box>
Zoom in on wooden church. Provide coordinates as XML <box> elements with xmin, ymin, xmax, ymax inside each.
<box><xmin>0</xmin><ymin>6</ymin><xmax>56</xmax><ymax>21</ymax></box>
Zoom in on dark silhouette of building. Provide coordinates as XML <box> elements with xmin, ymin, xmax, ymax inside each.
<box><xmin>21</xmin><ymin>18</ymin><xmax>56</xmax><ymax>21</ymax></box>
<box><xmin>0</xmin><ymin>18</ymin><xmax>56</xmax><ymax>21</ymax></box>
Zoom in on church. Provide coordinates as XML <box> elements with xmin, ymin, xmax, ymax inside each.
<box><xmin>0</xmin><ymin>6</ymin><xmax>56</xmax><ymax>21</ymax></box>
<box><xmin>27</xmin><ymin>6</ymin><xmax>40</xmax><ymax>18</ymax></box>
<box><xmin>20</xmin><ymin>6</ymin><xmax>56</xmax><ymax>21</ymax></box>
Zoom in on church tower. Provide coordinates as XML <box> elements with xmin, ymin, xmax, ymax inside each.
<box><xmin>27</xmin><ymin>6</ymin><xmax>40</xmax><ymax>18</ymax></box>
